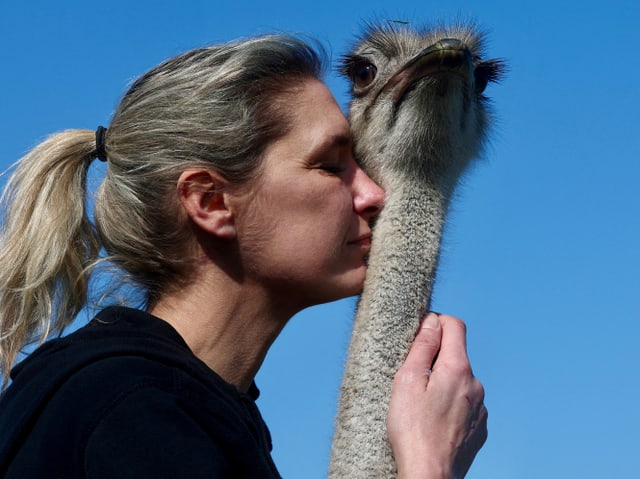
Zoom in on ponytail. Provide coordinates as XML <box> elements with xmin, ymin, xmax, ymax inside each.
<box><xmin>0</xmin><ymin>130</ymin><xmax>102</xmax><ymax>387</ymax></box>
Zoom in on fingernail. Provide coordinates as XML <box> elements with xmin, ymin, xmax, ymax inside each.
<box><xmin>424</xmin><ymin>312</ymin><xmax>440</xmax><ymax>328</ymax></box>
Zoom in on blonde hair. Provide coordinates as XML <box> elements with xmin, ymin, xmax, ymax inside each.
<box><xmin>0</xmin><ymin>34</ymin><xmax>325</xmax><ymax>386</ymax></box>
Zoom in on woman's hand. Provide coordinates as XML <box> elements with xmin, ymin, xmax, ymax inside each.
<box><xmin>387</xmin><ymin>313</ymin><xmax>488</xmax><ymax>479</ymax></box>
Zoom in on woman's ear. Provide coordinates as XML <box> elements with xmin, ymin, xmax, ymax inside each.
<box><xmin>177</xmin><ymin>169</ymin><xmax>237</xmax><ymax>239</ymax></box>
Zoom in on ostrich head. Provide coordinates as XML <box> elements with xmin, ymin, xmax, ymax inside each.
<box><xmin>340</xmin><ymin>23</ymin><xmax>505</xmax><ymax>190</ymax></box>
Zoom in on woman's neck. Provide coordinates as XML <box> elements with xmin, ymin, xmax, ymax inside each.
<box><xmin>149</xmin><ymin>268</ymin><xmax>293</xmax><ymax>393</ymax></box>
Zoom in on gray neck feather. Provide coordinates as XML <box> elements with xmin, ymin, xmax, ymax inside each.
<box><xmin>329</xmin><ymin>180</ymin><xmax>451</xmax><ymax>478</ymax></box>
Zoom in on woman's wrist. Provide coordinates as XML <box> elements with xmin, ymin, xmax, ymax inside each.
<box><xmin>396</xmin><ymin>458</ymin><xmax>451</xmax><ymax>479</ymax></box>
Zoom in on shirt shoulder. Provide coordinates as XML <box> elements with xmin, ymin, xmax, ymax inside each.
<box><xmin>84</xmin><ymin>381</ymin><xmax>234</xmax><ymax>478</ymax></box>
<box><xmin>81</xmin><ymin>357</ymin><xmax>280</xmax><ymax>478</ymax></box>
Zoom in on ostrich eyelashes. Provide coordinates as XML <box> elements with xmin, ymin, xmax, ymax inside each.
<box><xmin>473</xmin><ymin>59</ymin><xmax>506</xmax><ymax>94</ymax></box>
<box><xmin>341</xmin><ymin>56</ymin><xmax>378</xmax><ymax>93</ymax></box>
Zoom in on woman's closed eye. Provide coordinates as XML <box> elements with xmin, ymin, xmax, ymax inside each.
<box><xmin>319</xmin><ymin>164</ymin><xmax>346</xmax><ymax>175</ymax></box>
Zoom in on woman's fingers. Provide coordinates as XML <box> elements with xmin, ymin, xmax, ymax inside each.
<box><xmin>432</xmin><ymin>314</ymin><xmax>471</xmax><ymax>374</ymax></box>
<box><xmin>399</xmin><ymin>312</ymin><xmax>442</xmax><ymax>380</ymax></box>
<box><xmin>388</xmin><ymin>312</ymin><xmax>487</xmax><ymax>478</ymax></box>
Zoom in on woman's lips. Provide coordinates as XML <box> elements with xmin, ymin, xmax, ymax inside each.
<box><xmin>349</xmin><ymin>233</ymin><xmax>372</xmax><ymax>249</ymax></box>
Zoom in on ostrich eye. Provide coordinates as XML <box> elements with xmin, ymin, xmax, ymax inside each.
<box><xmin>350</xmin><ymin>62</ymin><xmax>377</xmax><ymax>89</ymax></box>
<box><xmin>474</xmin><ymin>59</ymin><xmax>506</xmax><ymax>94</ymax></box>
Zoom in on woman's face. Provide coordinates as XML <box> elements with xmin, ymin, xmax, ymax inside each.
<box><xmin>233</xmin><ymin>79</ymin><xmax>385</xmax><ymax>309</ymax></box>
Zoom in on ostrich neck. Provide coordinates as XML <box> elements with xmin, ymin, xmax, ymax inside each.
<box><xmin>360</xmin><ymin>177</ymin><xmax>451</xmax><ymax>330</ymax></box>
<box><xmin>329</xmin><ymin>179</ymin><xmax>452</xmax><ymax>478</ymax></box>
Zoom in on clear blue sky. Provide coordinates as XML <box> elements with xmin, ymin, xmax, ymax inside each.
<box><xmin>2</xmin><ymin>1</ymin><xmax>639</xmax><ymax>477</ymax></box>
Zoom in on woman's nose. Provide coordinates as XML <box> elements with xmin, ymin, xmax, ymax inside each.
<box><xmin>353</xmin><ymin>166</ymin><xmax>385</xmax><ymax>218</ymax></box>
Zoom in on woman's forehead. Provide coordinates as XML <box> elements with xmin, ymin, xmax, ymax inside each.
<box><xmin>289</xmin><ymin>81</ymin><xmax>350</xmax><ymax>137</ymax></box>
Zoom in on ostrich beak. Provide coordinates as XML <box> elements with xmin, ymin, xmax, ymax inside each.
<box><xmin>383</xmin><ymin>38</ymin><xmax>474</xmax><ymax>105</ymax></box>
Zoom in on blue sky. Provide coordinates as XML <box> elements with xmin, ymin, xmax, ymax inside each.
<box><xmin>2</xmin><ymin>1</ymin><xmax>639</xmax><ymax>477</ymax></box>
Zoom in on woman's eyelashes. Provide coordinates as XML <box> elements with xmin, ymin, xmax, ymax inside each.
<box><xmin>319</xmin><ymin>164</ymin><xmax>346</xmax><ymax>175</ymax></box>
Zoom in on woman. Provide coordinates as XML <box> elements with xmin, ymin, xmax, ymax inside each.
<box><xmin>0</xmin><ymin>35</ymin><xmax>486</xmax><ymax>477</ymax></box>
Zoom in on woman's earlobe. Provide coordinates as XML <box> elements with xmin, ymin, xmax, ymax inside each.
<box><xmin>177</xmin><ymin>169</ymin><xmax>237</xmax><ymax>239</ymax></box>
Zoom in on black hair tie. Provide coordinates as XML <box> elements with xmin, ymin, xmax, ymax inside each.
<box><xmin>94</xmin><ymin>126</ymin><xmax>108</xmax><ymax>162</ymax></box>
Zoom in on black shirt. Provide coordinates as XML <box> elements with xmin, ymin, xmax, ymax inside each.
<box><xmin>0</xmin><ymin>307</ymin><xmax>281</xmax><ymax>478</ymax></box>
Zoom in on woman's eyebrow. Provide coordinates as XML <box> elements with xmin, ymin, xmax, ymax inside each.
<box><xmin>322</xmin><ymin>131</ymin><xmax>352</xmax><ymax>151</ymax></box>
<box><xmin>306</xmin><ymin>130</ymin><xmax>353</xmax><ymax>164</ymax></box>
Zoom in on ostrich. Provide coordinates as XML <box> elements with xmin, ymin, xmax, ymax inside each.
<box><xmin>329</xmin><ymin>23</ymin><xmax>504</xmax><ymax>478</ymax></box>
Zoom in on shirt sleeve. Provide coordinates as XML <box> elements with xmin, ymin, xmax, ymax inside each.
<box><xmin>84</xmin><ymin>385</ymin><xmax>233</xmax><ymax>478</ymax></box>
